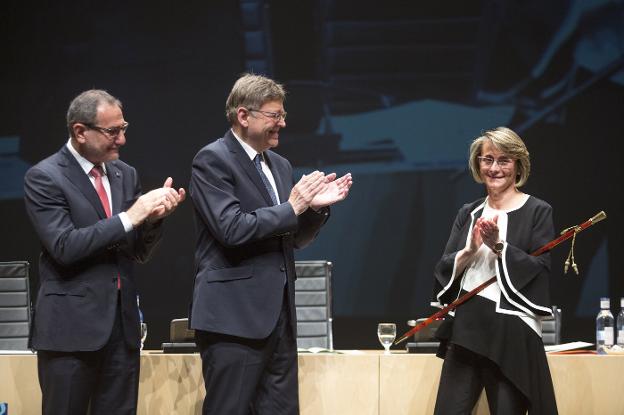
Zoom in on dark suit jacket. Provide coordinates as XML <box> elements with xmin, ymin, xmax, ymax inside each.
<box><xmin>24</xmin><ymin>145</ymin><xmax>162</xmax><ymax>352</ymax></box>
<box><xmin>189</xmin><ymin>130</ymin><xmax>328</xmax><ymax>339</ymax></box>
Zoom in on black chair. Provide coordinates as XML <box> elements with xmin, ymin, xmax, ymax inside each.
<box><xmin>294</xmin><ymin>260</ymin><xmax>334</xmax><ymax>350</ymax></box>
<box><xmin>0</xmin><ymin>261</ymin><xmax>31</xmax><ymax>350</ymax></box>
<box><xmin>162</xmin><ymin>318</ymin><xmax>197</xmax><ymax>353</ymax></box>
<box><xmin>541</xmin><ymin>306</ymin><xmax>562</xmax><ymax>346</ymax></box>
<box><xmin>162</xmin><ymin>261</ymin><xmax>335</xmax><ymax>352</ymax></box>
<box><xmin>405</xmin><ymin>318</ymin><xmax>443</xmax><ymax>353</ymax></box>
<box><xmin>406</xmin><ymin>304</ymin><xmax>562</xmax><ymax>353</ymax></box>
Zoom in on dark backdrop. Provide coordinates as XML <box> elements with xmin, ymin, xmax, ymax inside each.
<box><xmin>2</xmin><ymin>0</ymin><xmax>623</xmax><ymax>350</ymax></box>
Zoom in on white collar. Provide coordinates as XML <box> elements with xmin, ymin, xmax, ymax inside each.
<box><xmin>231</xmin><ymin>129</ymin><xmax>264</xmax><ymax>161</ymax></box>
<box><xmin>66</xmin><ymin>138</ymin><xmax>107</xmax><ymax>176</ymax></box>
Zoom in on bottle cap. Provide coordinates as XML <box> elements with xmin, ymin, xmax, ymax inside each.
<box><xmin>600</xmin><ymin>297</ymin><xmax>610</xmax><ymax>309</ymax></box>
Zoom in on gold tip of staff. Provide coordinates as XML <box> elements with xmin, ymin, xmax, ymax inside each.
<box><xmin>591</xmin><ymin>211</ymin><xmax>607</xmax><ymax>224</ymax></box>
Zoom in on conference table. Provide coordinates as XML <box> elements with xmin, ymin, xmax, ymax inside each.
<box><xmin>2</xmin><ymin>350</ymin><xmax>624</xmax><ymax>414</ymax></box>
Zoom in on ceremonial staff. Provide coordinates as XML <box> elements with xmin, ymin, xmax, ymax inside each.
<box><xmin>395</xmin><ymin>210</ymin><xmax>607</xmax><ymax>345</ymax></box>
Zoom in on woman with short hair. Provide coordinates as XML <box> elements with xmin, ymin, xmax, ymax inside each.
<box><xmin>432</xmin><ymin>127</ymin><xmax>558</xmax><ymax>414</ymax></box>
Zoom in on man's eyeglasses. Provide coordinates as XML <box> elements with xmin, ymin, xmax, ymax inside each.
<box><xmin>477</xmin><ymin>156</ymin><xmax>514</xmax><ymax>168</ymax></box>
<box><xmin>247</xmin><ymin>108</ymin><xmax>287</xmax><ymax>122</ymax></box>
<box><xmin>84</xmin><ymin>122</ymin><xmax>129</xmax><ymax>138</ymax></box>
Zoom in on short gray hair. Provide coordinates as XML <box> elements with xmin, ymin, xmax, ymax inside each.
<box><xmin>468</xmin><ymin>127</ymin><xmax>531</xmax><ymax>187</ymax></box>
<box><xmin>66</xmin><ymin>89</ymin><xmax>122</xmax><ymax>137</ymax></box>
<box><xmin>225</xmin><ymin>73</ymin><xmax>286</xmax><ymax>124</ymax></box>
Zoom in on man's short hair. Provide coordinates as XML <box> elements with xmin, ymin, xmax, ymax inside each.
<box><xmin>225</xmin><ymin>73</ymin><xmax>286</xmax><ymax>124</ymax></box>
<box><xmin>66</xmin><ymin>89</ymin><xmax>122</xmax><ymax>137</ymax></box>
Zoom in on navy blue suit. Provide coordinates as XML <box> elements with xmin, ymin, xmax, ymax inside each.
<box><xmin>24</xmin><ymin>145</ymin><xmax>162</xmax><ymax>414</ymax></box>
<box><xmin>189</xmin><ymin>130</ymin><xmax>328</xmax><ymax>414</ymax></box>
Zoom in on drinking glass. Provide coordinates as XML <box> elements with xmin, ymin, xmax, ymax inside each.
<box><xmin>377</xmin><ymin>323</ymin><xmax>396</xmax><ymax>354</ymax></box>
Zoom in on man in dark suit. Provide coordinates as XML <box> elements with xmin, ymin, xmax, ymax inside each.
<box><xmin>189</xmin><ymin>73</ymin><xmax>352</xmax><ymax>414</ymax></box>
<box><xmin>24</xmin><ymin>89</ymin><xmax>185</xmax><ymax>415</ymax></box>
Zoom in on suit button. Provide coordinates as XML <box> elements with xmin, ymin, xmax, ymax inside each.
<box><xmin>280</xmin><ymin>266</ymin><xmax>286</xmax><ymax>272</ymax></box>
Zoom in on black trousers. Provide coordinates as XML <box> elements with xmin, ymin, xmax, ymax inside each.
<box><xmin>196</xmin><ymin>289</ymin><xmax>298</xmax><ymax>415</ymax></box>
<box><xmin>434</xmin><ymin>344</ymin><xmax>528</xmax><ymax>415</ymax></box>
<box><xmin>37</xmin><ymin>293</ymin><xmax>140</xmax><ymax>415</ymax></box>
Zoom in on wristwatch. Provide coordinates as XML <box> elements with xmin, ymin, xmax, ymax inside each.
<box><xmin>492</xmin><ymin>241</ymin><xmax>505</xmax><ymax>255</ymax></box>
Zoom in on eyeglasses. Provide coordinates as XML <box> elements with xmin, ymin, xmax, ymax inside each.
<box><xmin>247</xmin><ymin>108</ymin><xmax>287</xmax><ymax>122</ymax></box>
<box><xmin>477</xmin><ymin>156</ymin><xmax>514</xmax><ymax>168</ymax></box>
<box><xmin>84</xmin><ymin>122</ymin><xmax>129</xmax><ymax>138</ymax></box>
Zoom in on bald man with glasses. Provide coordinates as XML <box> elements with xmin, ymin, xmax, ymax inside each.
<box><xmin>24</xmin><ymin>89</ymin><xmax>185</xmax><ymax>415</ymax></box>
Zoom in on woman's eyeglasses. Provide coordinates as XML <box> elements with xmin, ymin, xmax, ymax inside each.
<box><xmin>477</xmin><ymin>156</ymin><xmax>514</xmax><ymax>168</ymax></box>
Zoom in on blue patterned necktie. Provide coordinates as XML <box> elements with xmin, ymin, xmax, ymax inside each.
<box><xmin>254</xmin><ymin>154</ymin><xmax>278</xmax><ymax>205</ymax></box>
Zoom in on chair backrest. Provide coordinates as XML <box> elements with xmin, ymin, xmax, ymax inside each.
<box><xmin>294</xmin><ymin>260</ymin><xmax>333</xmax><ymax>350</ymax></box>
<box><xmin>0</xmin><ymin>261</ymin><xmax>31</xmax><ymax>350</ymax></box>
<box><xmin>402</xmin><ymin>318</ymin><xmax>441</xmax><ymax>353</ymax></box>
<box><xmin>541</xmin><ymin>306</ymin><xmax>562</xmax><ymax>346</ymax></box>
<box><xmin>409</xmin><ymin>318</ymin><xmax>443</xmax><ymax>342</ymax></box>
<box><xmin>170</xmin><ymin>318</ymin><xmax>195</xmax><ymax>343</ymax></box>
<box><xmin>408</xmin><ymin>306</ymin><xmax>562</xmax><ymax>349</ymax></box>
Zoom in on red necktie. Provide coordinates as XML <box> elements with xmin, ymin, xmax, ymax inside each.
<box><xmin>89</xmin><ymin>165</ymin><xmax>112</xmax><ymax>218</ymax></box>
<box><xmin>90</xmin><ymin>165</ymin><xmax>120</xmax><ymax>289</ymax></box>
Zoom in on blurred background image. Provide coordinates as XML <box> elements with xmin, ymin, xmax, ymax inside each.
<box><xmin>2</xmin><ymin>0</ymin><xmax>623</xmax><ymax>349</ymax></box>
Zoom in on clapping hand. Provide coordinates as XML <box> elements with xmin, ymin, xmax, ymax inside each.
<box><xmin>478</xmin><ymin>215</ymin><xmax>499</xmax><ymax>250</ymax></box>
<box><xmin>127</xmin><ymin>177</ymin><xmax>186</xmax><ymax>226</ymax></box>
<box><xmin>310</xmin><ymin>173</ymin><xmax>352</xmax><ymax>211</ymax></box>
<box><xmin>467</xmin><ymin>219</ymin><xmax>484</xmax><ymax>254</ymax></box>
<box><xmin>288</xmin><ymin>171</ymin><xmax>327</xmax><ymax>215</ymax></box>
<box><xmin>148</xmin><ymin>177</ymin><xmax>186</xmax><ymax>221</ymax></box>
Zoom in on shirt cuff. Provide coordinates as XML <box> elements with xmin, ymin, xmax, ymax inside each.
<box><xmin>118</xmin><ymin>212</ymin><xmax>134</xmax><ymax>232</ymax></box>
<box><xmin>313</xmin><ymin>206</ymin><xmax>330</xmax><ymax>216</ymax></box>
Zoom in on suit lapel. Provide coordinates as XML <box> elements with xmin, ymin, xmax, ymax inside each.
<box><xmin>106</xmin><ymin>161</ymin><xmax>123</xmax><ymax>215</ymax></box>
<box><xmin>224</xmin><ymin>131</ymin><xmax>275</xmax><ymax>206</ymax></box>
<box><xmin>58</xmin><ymin>146</ymin><xmax>108</xmax><ymax>219</ymax></box>
<box><xmin>265</xmin><ymin>151</ymin><xmax>289</xmax><ymax>203</ymax></box>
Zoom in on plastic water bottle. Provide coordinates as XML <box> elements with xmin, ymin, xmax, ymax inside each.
<box><xmin>596</xmin><ymin>297</ymin><xmax>614</xmax><ymax>354</ymax></box>
<box><xmin>616</xmin><ymin>297</ymin><xmax>624</xmax><ymax>349</ymax></box>
<box><xmin>137</xmin><ymin>295</ymin><xmax>147</xmax><ymax>350</ymax></box>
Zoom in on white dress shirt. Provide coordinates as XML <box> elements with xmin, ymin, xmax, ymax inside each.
<box><xmin>231</xmin><ymin>129</ymin><xmax>281</xmax><ymax>204</ymax></box>
<box><xmin>66</xmin><ymin>139</ymin><xmax>133</xmax><ymax>231</ymax></box>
